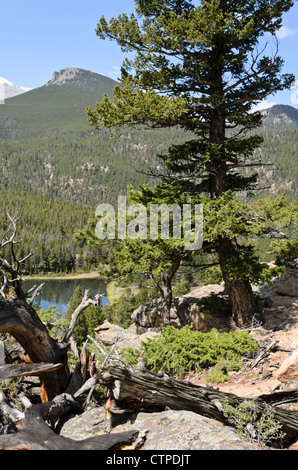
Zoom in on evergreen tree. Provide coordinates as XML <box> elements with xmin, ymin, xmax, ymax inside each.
<box><xmin>87</xmin><ymin>0</ymin><xmax>295</xmax><ymax>327</ymax></box>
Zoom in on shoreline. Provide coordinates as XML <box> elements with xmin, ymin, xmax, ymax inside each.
<box><xmin>23</xmin><ymin>271</ymin><xmax>104</xmax><ymax>281</ymax></box>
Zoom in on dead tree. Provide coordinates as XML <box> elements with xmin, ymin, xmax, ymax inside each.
<box><xmin>0</xmin><ymin>213</ymin><xmax>100</xmax><ymax>401</ymax></box>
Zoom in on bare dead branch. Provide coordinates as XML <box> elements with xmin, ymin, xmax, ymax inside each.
<box><xmin>0</xmin><ymin>392</ymin><xmax>139</xmax><ymax>450</ymax></box>
<box><xmin>0</xmin><ymin>391</ymin><xmax>24</xmax><ymax>423</ymax></box>
<box><xmin>0</xmin><ymin>213</ymin><xmax>32</xmax><ymax>300</ymax></box>
<box><xmin>26</xmin><ymin>283</ymin><xmax>45</xmax><ymax>305</ymax></box>
<box><xmin>62</xmin><ymin>290</ymin><xmax>103</xmax><ymax>343</ymax></box>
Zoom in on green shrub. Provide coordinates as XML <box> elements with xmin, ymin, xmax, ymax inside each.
<box><xmin>204</xmin><ymin>359</ymin><xmax>242</xmax><ymax>383</ymax></box>
<box><xmin>173</xmin><ymin>279</ymin><xmax>192</xmax><ymax>297</ymax></box>
<box><xmin>104</xmin><ymin>286</ymin><xmax>159</xmax><ymax>328</ymax></box>
<box><xmin>220</xmin><ymin>399</ymin><xmax>286</xmax><ymax>448</ymax></box>
<box><xmin>202</xmin><ymin>265</ymin><xmax>223</xmax><ymax>286</ymax></box>
<box><xmin>120</xmin><ymin>347</ymin><xmax>141</xmax><ymax>367</ymax></box>
<box><xmin>142</xmin><ymin>326</ymin><xmax>258</xmax><ymax>377</ymax></box>
<box><xmin>270</xmin><ymin>238</ymin><xmax>298</xmax><ymax>263</ymax></box>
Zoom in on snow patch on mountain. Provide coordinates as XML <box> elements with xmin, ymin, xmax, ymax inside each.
<box><xmin>0</xmin><ymin>77</ymin><xmax>30</xmax><ymax>102</ymax></box>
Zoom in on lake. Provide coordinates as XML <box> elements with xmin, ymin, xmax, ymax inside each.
<box><xmin>22</xmin><ymin>278</ymin><xmax>109</xmax><ymax>315</ymax></box>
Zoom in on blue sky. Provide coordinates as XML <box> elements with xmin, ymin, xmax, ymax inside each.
<box><xmin>1</xmin><ymin>0</ymin><xmax>298</xmax><ymax>108</ymax></box>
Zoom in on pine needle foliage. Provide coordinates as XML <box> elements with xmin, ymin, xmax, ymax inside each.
<box><xmin>142</xmin><ymin>325</ymin><xmax>258</xmax><ymax>376</ymax></box>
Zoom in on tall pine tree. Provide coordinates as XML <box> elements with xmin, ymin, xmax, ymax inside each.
<box><xmin>87</xmin><ymin>0</ymin><xmax>295</xmax><ymax>327</ymax></box>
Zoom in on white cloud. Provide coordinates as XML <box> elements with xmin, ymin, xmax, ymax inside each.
<box><xmin>276</xmin><ymin>26</ymin><xmax>296</xmax><ymax>40</ymax></box>
<box><xmin>108</xmin><ymin>66</ymin><xmax>121</xmax><ymax>80</ymax></box>
<box><xmin>251</xmin><ymin>100</ymin><xmax>277</xmax><ymax>113</ymax></box>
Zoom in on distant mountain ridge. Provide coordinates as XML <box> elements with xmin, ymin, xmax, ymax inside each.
<box><xmin>46</xmin><ymin>67</ymin><xmax>84</xmax><ymax>86</ymax></box>
<box><xmin>261</xmin><ymin>104</ymin><xmax>298</xmax><ymax>129</ymax></box>
<box><xmin>46</xmin><ymin>67</ymin><xmax>109</xmax><ymax>89</ymax></box>
<box><xmin>0</xmin><ymin>67</ymin><xmax>119</xmax><ymax>133</ymax></box>
<box><xmin>1</xmin><ymin>67</ymin><xmax>298</xmax><ymax>134</ymax></box>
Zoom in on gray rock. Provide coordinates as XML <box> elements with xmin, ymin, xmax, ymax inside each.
<box><xmin>276</xmin><ymin>277</ymin><xmax>298</xmax><ymax>297</ymax></box>
<box><xmin>59</xmin><ymin>406</ymin><xmax>261</xmax><ymax>450</ymax></box>
<box><xmin>94</xmin><ymin>320</ymin><xmax>160</xmax><ymax>351</ymax></box>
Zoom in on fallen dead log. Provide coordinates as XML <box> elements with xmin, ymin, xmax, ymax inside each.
<box><xmin>99</xmin><ymin>365</ymin><xmax>298</xmax><ymax>445</ymax></box>
<box><xmin>0</xmin><ymin>393</ymin><xmax>139</xmax><ymax>450</ymax></box>
<box><xmin>0</xmin><ymin>362</ymin><xmax>64</xmax><ymax>381</ymax></box>
<box><xmin>257</xmin><ymin>389</ymin><xmax>298</xmax><ymax>406</ymax></box>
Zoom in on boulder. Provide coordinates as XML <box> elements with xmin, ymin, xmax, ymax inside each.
<box><xmin>131</xmin><ymin>294</ymin><xmax>231</xmax><ymax>333</ymax></box>
<box><xmin>275</xmin><ymin>350</ymin><xmax>298</xmax><ymax>384</ymax></box>
<box><xmin>94</xmin><ymin>320</ymin><xmax>159</xmax><ymax>351</ymax></box>
<box><xmin>183</xmin><ymin>282</ymin><xmax>225</xmax><ymax>298</ymax></box>
<box><xmin>276</xmin><ymin>277</ymin><xmax>298</xmax><ymax>297</ymax></box>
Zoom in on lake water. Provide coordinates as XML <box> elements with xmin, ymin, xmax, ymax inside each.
<box><xmin>22</xmin><ymin>278</ymin><xmax>109</xmax><ymax>315</ymax></box>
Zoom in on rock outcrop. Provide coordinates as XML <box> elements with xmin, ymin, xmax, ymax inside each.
<box><xmin>47</xmin><ymin>67</ymin><xmax>80</xmax><ymax>86</ymax></box>
<box><xmin>131</xmin><ymin>264</ymin><xmax>298</xmax><ymax>334</ymax></box>
<box><xmin>131</xmin><ymin>283</ymin><xmax>230</xmax><ymax>333</ymax></box>
<box><xmin>94</xmin><ymin>320</ymin><xmax>159</xmax><ymax>351</ymax></box>
<box><xmin>59</xmin><ymin>406</ymin><xmax>261</xmax><ymax>450</ymax></box>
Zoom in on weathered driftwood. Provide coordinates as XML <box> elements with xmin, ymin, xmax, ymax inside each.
<box><xmin>0</xmin><ymin>393</ymin><xmax>139</xmax><ymax>450</ymax></box>
<box><xmin>99</xmin><ymin>366</ymin><xmax>298</xmax><ymax>445</ymax></box>
<box><xmin>0</xmin><ymin>216</ymin><xmax>102</xmax><ymax>403</ymax></box>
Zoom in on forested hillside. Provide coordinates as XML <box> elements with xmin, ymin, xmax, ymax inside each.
<box><xmin>0</xmin><ymin>69</ymin><xmax>297</xmax><ymax>274</ymax></box>
<box><xmin>0</xmin><ymin>126</ymin><xmax>187</xmax><ymax>205</ymax></box>
<box><xmin>0</xmin><ymin>68</ymin><xmax>119</xmax><ymax>134</ymax></box>
<box><xmin>0</xmin><ymin>188</ymin><xmax>102</xmax><ymax>274</ymax></box>
<box><xmin>245</xmin><ymin>128</ymin><xmax>298</xmax><ymax>201</ymax></box>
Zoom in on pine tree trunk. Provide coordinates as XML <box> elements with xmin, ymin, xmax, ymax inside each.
<box><xmin>217</xmin><ymin>237</ymin><xmax>255</xmax><ymax>328</ymax></box>
<box><xmin>207</xmin><ymin>66</ymin><xmax>255</xmax><ymax>329</ymax></box>
<box><xmin>162</xmin><ymin>281</ymin><xmax>172</xmax><ymax>327</ymax></box>
<box><xmin>160</xmin><ymin>259</ymin><xmax>181</xmax><ymax>327</ymax></box>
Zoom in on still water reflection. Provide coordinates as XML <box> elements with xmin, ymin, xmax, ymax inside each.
<box><xmin>23</xmin><ymin>278</ymin><xmax>108</xmax><ymax>315</ymax></box>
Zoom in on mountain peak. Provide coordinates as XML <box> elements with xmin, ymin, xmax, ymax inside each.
<box><xmin>261</xmin><ymin>104</ymin><xmax>298</xmax><ymax>129</ymax></box>
<box><xmin>47</xmin><ymin>67</ymin><xmax>82</xmax><ymax>86</ymax></box>
<box><xmin>0</xmin><ymin>77</ymin><xmax>15</xmax><ymax>86</ymax></box>
<box><xmin>1</xmin><ymin>67</ymin><xmax>119</xmax><ymax>133</ymax></box>
<box><xmin>45</xmin><ymin>67</ymin><xmax>118</xmax><ymax>92</ymax></box>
